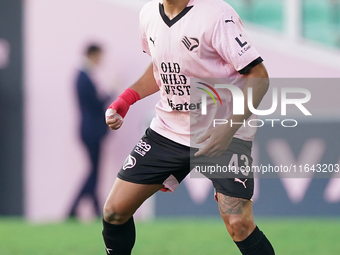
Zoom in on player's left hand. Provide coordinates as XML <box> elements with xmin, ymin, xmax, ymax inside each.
<box><xmin>194</xmin><ymin>125</ymin><xmax>233</xmax><ymax>157</ymax></box>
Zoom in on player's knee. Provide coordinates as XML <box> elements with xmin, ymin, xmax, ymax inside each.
<box><xmin>226</xmin><ymin>216</ymin><xmax>253</xmax><ymax>240</ymax></box>
<box><xmin>102</xmin><ymin>204</ymin><xmax>131</xmax><ymax>224</ymax></box>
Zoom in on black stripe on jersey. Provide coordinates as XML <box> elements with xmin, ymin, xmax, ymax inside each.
<box><xmin>238</xmin><ymin>57</ymin><xmax>263</xmax><ymax>74</ymax></box>
<box><xmin>159</xmin><ymin>3</ymin><xmax>193</xmax><ymax>28</ymax></box>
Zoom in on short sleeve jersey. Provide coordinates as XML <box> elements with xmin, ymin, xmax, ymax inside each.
<box><xmin>140</xmin><ymin>0</ymin><xmax>263</xmax><ymax>147</ymax></box>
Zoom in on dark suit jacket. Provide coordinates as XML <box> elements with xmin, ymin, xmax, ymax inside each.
<box><xmin>76</xmin><ymin>70</ymin><xmax>108</xmax><ymax>143</ymax></box>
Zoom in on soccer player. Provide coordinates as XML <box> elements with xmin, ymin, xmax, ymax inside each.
<box><xmin>102</xmin><ymin>0</ymin><xmax>275</xmax><ymax>254</ymax></box>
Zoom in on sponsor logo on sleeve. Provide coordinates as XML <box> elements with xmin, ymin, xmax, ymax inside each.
<box><xmin>235</xmin><ymin>34</ymin><xmax>252</xmax><ymax>56</ymax></box>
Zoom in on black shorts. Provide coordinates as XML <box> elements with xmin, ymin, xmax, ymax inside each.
<box><xmin>118</xmin><ymin>128</ymin><xmax>254</xmax><ymax>200</ymax></box>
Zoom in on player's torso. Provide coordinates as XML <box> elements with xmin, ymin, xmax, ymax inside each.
<box><xmin>141</xmin><ymin>0</ymin><xmax>259</xmax><ymax>146</ymax></box>
<box><xmin>141</xmin><ymin>0</ymin><xmax>239</xmax><ymax>109</ymax></box>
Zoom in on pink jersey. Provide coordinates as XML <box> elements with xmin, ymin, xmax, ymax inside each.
<box><xmin>140</xmin><ymin>0</ymin><xmax>263</xmax><ymax>147</ymax></box>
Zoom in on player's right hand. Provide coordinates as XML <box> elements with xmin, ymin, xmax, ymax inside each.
<box><xmin>105</xmin><ymin>88</ymin><xmax>140</xmax><ymax>130</ymax></box>
<box><xmin>105</xmin><ymin>108</ymin><xmax>123</xmax><ymax>130</ymax></box>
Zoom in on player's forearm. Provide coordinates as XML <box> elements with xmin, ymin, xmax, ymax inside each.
<box><xmin>130</xmin><ymin>63</ymin><xmax>159</xmax><ymax>99</ymax></box>
<box><xmin>106</xmin><ymin>63</ymin><xmax>159</xmax><ymax>120</ymax></box>
<box><xmin>226</xmin><ymin>63</ymin><xmax>269</xmax><ymax>134</ymax></box>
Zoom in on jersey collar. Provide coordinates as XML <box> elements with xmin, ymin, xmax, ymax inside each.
<box><xmin>159</xmin><ymin>1</ymin><xmax>194</xmax><ymax>28</ymax></box>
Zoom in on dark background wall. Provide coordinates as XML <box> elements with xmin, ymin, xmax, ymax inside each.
<box><xmin>0</xmin><ymin>0</ymin><xmax>23</xmax><ymax>215</ymax></box>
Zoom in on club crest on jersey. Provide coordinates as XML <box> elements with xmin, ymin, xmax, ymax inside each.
<box><xmin>122</xmin><ymin>155</ymin><xmax>136</xmax><ymax>170</ymax></box>
<box><xmin>181</xmin><ymin>36</ymin><xmax>199</xmax><ymax>51</ymax></box>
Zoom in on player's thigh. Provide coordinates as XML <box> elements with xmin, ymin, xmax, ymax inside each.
<box><xmin>118</xmin><ymin>128</ymin><xmax>190</xmax><ymax>186</ymax></box>
<box><xmin>192</xmin><ymin>138</ymin><xmax>256</xmax><ymax>238</ymax></box>
<box><xmin>210</xmin><ymin>138</ymin><xmax>255</xmax><ymax>227</ymax></box>
<box><xmin>192</xmin><ymin>137</ymin><xmax>254</xmax><ymax>199</ymax></box>
<box><xmin>103</xmin><ymin>178</ymin><xmax>162</xmax><ymax>223</ymax></box>
<box><xmin>216</xmin><ymin>192</ymin><xmax>254</xmax><ymax>220</ymax></box>
<box><xmin>104</xmin><ymin>128</ymin><xmax>190</xmax><ymax>223</ymax></box>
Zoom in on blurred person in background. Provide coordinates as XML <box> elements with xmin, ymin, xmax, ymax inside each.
<box><xmin>69</xmin><ymin>44</ymin><xmax>110</xmax><ymax>218</ymax></box>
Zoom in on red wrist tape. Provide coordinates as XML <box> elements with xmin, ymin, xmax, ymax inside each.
<box><xmin>108</xmin><ymin>88</ymin><xmax>140</xmax><ymax>118</ymax></box>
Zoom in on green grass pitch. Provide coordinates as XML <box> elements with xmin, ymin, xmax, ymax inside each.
<box><xmin>0</xmin><ymin>217</ymin><xmax>339</xmax><ymax>254</ymax></box>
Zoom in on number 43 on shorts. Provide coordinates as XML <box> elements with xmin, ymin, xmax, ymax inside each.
<box><xmin>228</xmin><ymin>154</ymin><xmax>251</xmax><ymax>177</ymax></box>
